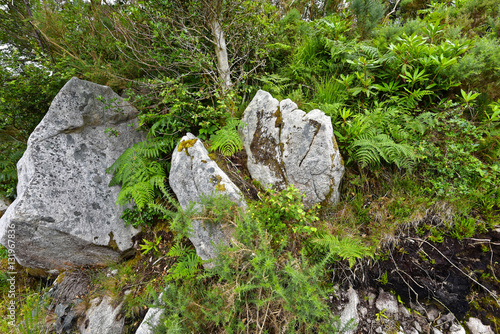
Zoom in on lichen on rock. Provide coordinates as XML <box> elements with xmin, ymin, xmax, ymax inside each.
<box><xmin>0</xmin><ymin>77</ymin><xmax>143</xmax><ymax>270</ymax></box>
<box><xmin>169</xmin><ymin>133</ymin><xmax>246</xmax><ymax>268</ymax></box>
<box><xmin>240</xmin><ymin>90</ymin><xmax>344</xmax><ymax>207</ymax></box>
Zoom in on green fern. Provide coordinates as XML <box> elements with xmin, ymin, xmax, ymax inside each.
<box><xmin>0</xmin><ymin>147</ymin><xmax>23</xmax><ymax>184</ymax></box>
<box><xmin>258</xmin><ymin>74</ymin><xmax>292</xmax><ymax>100</ymax></box>
<box><xmin>0</xmin><ymin>143</ymin><xmax>25</xmax><ymax>199</ymax></box>
<box><xmin>313</xmin><ymin>234</ymin><xmax>373</xmax><ymax>268</ymax></box>
<box><xmin>387</xmin><ymin>123</ymin><xmax>410</xmax><ymax>142</ymax></box>
<box><xmin>351</xmin><ymin>132</ymin><xmax>416</xmax><ymax>169</ymax></box>
<box><xmin>166</xmin><ymin>242</ymin><xmax>201</xmax><ymax>281</ymax></box>
<box><xmin>209</xmin><ymin>117</ymin><xmax>244</xmax><ymax>156</ymax></box>
<box><xmin>107</xmin><ymin>137</ymin><xmax>175</xmax><ymax>210</ymax></box>
<box><xmin>402</xmin><ymin>112</ymin><xmax>436</xmax><ymax>136</ymax></box>
<box><xmin>358</xmin><ymin>44</ymin><xmax>380</xmax><ymax>60</ymax></box>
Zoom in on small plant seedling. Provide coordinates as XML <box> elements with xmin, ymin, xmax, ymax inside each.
<box><xmin>376</xmin><ymin>308</ymin><xmax>388</xmax><ymax>321</ymax></box>
<box><xmin>378</xmin><ymin>271</ymin><xmax>388</xmax><ymax>285</ymax></box>
<box><xmin>140</xmin><ymin>234</ymin><xmax>162</xmax><ymax>255</ymax></box>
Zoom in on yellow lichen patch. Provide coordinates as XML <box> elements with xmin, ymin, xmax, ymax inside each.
<box><xmin>212</xmin><ymin>175</ymin><xmax>226</xmax><ymax>192</ymax></box>
<box><xmin>55</xmin><ymin>272</ymin><xmax>66</xmax><ymax>284</ymax></box>
<box><xmin>177</xmin><ymin>138</ymin><xmax>198</xmax><ymax>155</ymax></box>
<box><xmin>107</xmin><ymin>231</ymin><xmax>119</xmax><ymax>251</ymax></box>
<box><xmin>332</xmin><ymin>136</ymin><xmax>339</xmax><ymax>151</ymax></box>
<box><xmin>215</xmin><ymin>183</ymin><xmax>226</xmax><ymax>192</ymax></box>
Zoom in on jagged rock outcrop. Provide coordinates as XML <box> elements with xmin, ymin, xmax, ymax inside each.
<box><xmin>169</xmin><ymin>133</ymin><xmax>246</xmax><ymax>267</ymax></box>
<box><xmin>240</xmin><ymin>90</ymin><xmax>344</xmax><ymax>207</ymax></box>
<box><xmin>0</xmin><ymin>77</ymin><xmax>144</xmax><ymax>270</ymax></box>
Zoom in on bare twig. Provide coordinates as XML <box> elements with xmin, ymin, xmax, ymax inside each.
<box><xmin>385</xmin><ymin>0</ymin><xmax>401</xmax><ymax>21</ymax></box>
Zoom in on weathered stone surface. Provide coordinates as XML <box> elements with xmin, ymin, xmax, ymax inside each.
<box><xmin>79</xmin><ymin>296</ymin><xmax>124</xmax><ymax>334</ymax></box>
<box><xmin>375</xmin><ymin>289</ymin><xmax>399</xmax><ymax>315</ymax></box>
<box><xmin>0</xmin><ymin>77</ymin><xmax>143</xmax><ymax>269</ymax></box>
<box><xmin>466</xmin><ymin>317</ymin><xmax>494</xmax><ymax>334</ymax></box>
<box><xmin>339</xmin><ymin>287</ymin><xmax>359</xmax><ymax>334</ymax></box>
<box><xmin>45</xmin><ymin>270</ymin><xmax>92</xmax><ymax>333</ymax></box>
<box><xmin>240</xmin><ymin>90</ymin><xmax>344</xmax><ymax>207</ymax></box>
<box><xmin>450</xmin><ymin>322</ymin><xmax>467</xmax><ymax>334</ymax></box>
<box><xmin>0</xmin><ymin>198</ymin><xmax>8</xmax><ymax>214</ymax></box>
<box><xmin>169</xmin><ymin>133</ymin><xmax>246</xmax><ymax>267</ymax></box>
<box><xmin>135</xmin><ymin>307</ymin><xmax>164</xmax><ymax>334</ymax></box>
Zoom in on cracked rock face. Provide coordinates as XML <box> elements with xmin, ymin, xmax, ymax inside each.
<box><xmin>240</xmin><ymin>90</ymin><xmax>344</xmax><ymax>207</ymax></box>
<box><xmin>0</xmin><ymin>77</ymin><xmax>143</xmax><ymax>270</ymax></box>
<box><xmin>169</xmin><ymin>133</ymin><xmax>246</xmax><ymax>267</ymax></box>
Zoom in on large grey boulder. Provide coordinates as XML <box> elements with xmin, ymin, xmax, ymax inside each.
<box><xmin>169</xmin><ymin>133</ymin><xmax>246</xmax><ymax>267</ymax></box>
<box><xmin>0</xmin><ymin>77</ymin><xmax>143</xmax><ymax>269</ymax></box>
<box><xmin>240</xmin><ymin>90</ymin><xmax>344</xmax><ymax>207</ymax></box>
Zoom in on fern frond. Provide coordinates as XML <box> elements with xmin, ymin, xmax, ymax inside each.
<box><xmin>359</xmin><ymin>44</ymin><xmax>380</xmax><ymax>60</ymax></box>
<box><xmin>107</xmin><ymin>136</ymin><xmax>175</xmax><ymax>210</ymax></box>
<box><xmin>351</xmin><ymin>133</ymin><xmax>416</xmax><ymax>169</ymax></box>
<box><xmin>210</xmin><ymin>117</ymin><xmax>243</xmax><ymax>156</ymax></box>
<box><xmin>313</xmin><ymin>234</ymin><xmax>373</xmax><ymax>268</ymax></box>
<box><xmin>387</xmin><ymin>124</ymin><xmax>410</xmax><ymax>142</ymax></box>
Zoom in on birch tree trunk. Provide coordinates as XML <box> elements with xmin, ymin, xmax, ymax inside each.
<box><xmin>210</xmin><ymin>18</ymin><xmax>232</xmax><ymax>92</ymax></box>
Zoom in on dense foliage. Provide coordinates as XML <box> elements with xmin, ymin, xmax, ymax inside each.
<box><xmin>1</xmin><ymin>0</ymin><xmax>500</xmax><ymax>332</ymax></box>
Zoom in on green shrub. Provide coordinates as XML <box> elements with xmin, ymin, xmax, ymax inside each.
<box><xmin>149</xmin><ymin>188</ymin><xmax>367</xmax><ymax>333</ymax></box>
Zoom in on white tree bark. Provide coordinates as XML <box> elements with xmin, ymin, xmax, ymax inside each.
<box><xmin>210</xmin><ymin>18</ymin><xmax>232</xmax><ymax>91</ymax></box>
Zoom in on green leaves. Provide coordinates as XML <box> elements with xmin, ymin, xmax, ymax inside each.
<box><xmin>313</xmin><ymin>234</ymin><xmax>373</xmax><ymax>268</ymax></box>
<box><xmin>484</xmin><ymin>101</ymin><xmax>500</xmax><ymax>123</ymax></box>
<box><xmin>140</xmin><ymin>234</ymin><xmax>162</xmax><ymax>255</ymax></box>
<box><xmin>209</xmin><ymin>117</ymin><xmax>244</xmax><ymax>156</ymax></box>
<box><xmin>166</xmin><ymin>243</ymin><xmax>201</xmax><ymax>281</ymax></box>
<box><xmin>401</xmin><ymin>68</ymin><xmax>429</xmax><ymax>88</ymax></box>
<box><xmin>351</xmin><ymin>132</ymin><xmax>416</xmax><ymax>169</ymax></box>
<box><xmin>107</xmin><ymin>137</ymin><xmax>173</xmax><ymax>211</ymax></box>
<box><xmin>460</xmin><ymin>89</ymin><xmax>481</xmax><ymax>104</ymax></box>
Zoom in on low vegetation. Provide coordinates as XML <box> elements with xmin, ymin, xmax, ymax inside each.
<box><xmin>1</xmin><ymin>0</ymin><xmax>499</xmax><ymax>332</ymax></box>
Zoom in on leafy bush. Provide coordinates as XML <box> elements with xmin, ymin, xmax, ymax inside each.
<box><xmin>152</xmin><ymin>190</ymin><xmax>358</xmax><ymax>333</ymax></box>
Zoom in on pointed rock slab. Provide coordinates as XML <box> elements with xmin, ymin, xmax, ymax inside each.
<box><xmin>240</xmin><ymin>90</ymin><xmax>344</xmax><ymax>207</ymax></box>
<box><xmin>0</xmin><ymin>77</ymin><xmax>143</xmax><ymax>270</ymax></box>
<box><xmin>169</xmin><ymin>133</ymin><xmax>246</xmax><ymax>267</ymax></box>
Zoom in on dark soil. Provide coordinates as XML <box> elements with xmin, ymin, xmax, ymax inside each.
<box><xmin>367</xmin><ymin>216</ymin><xmax>500</xmax><ymax>328</ymax></box>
